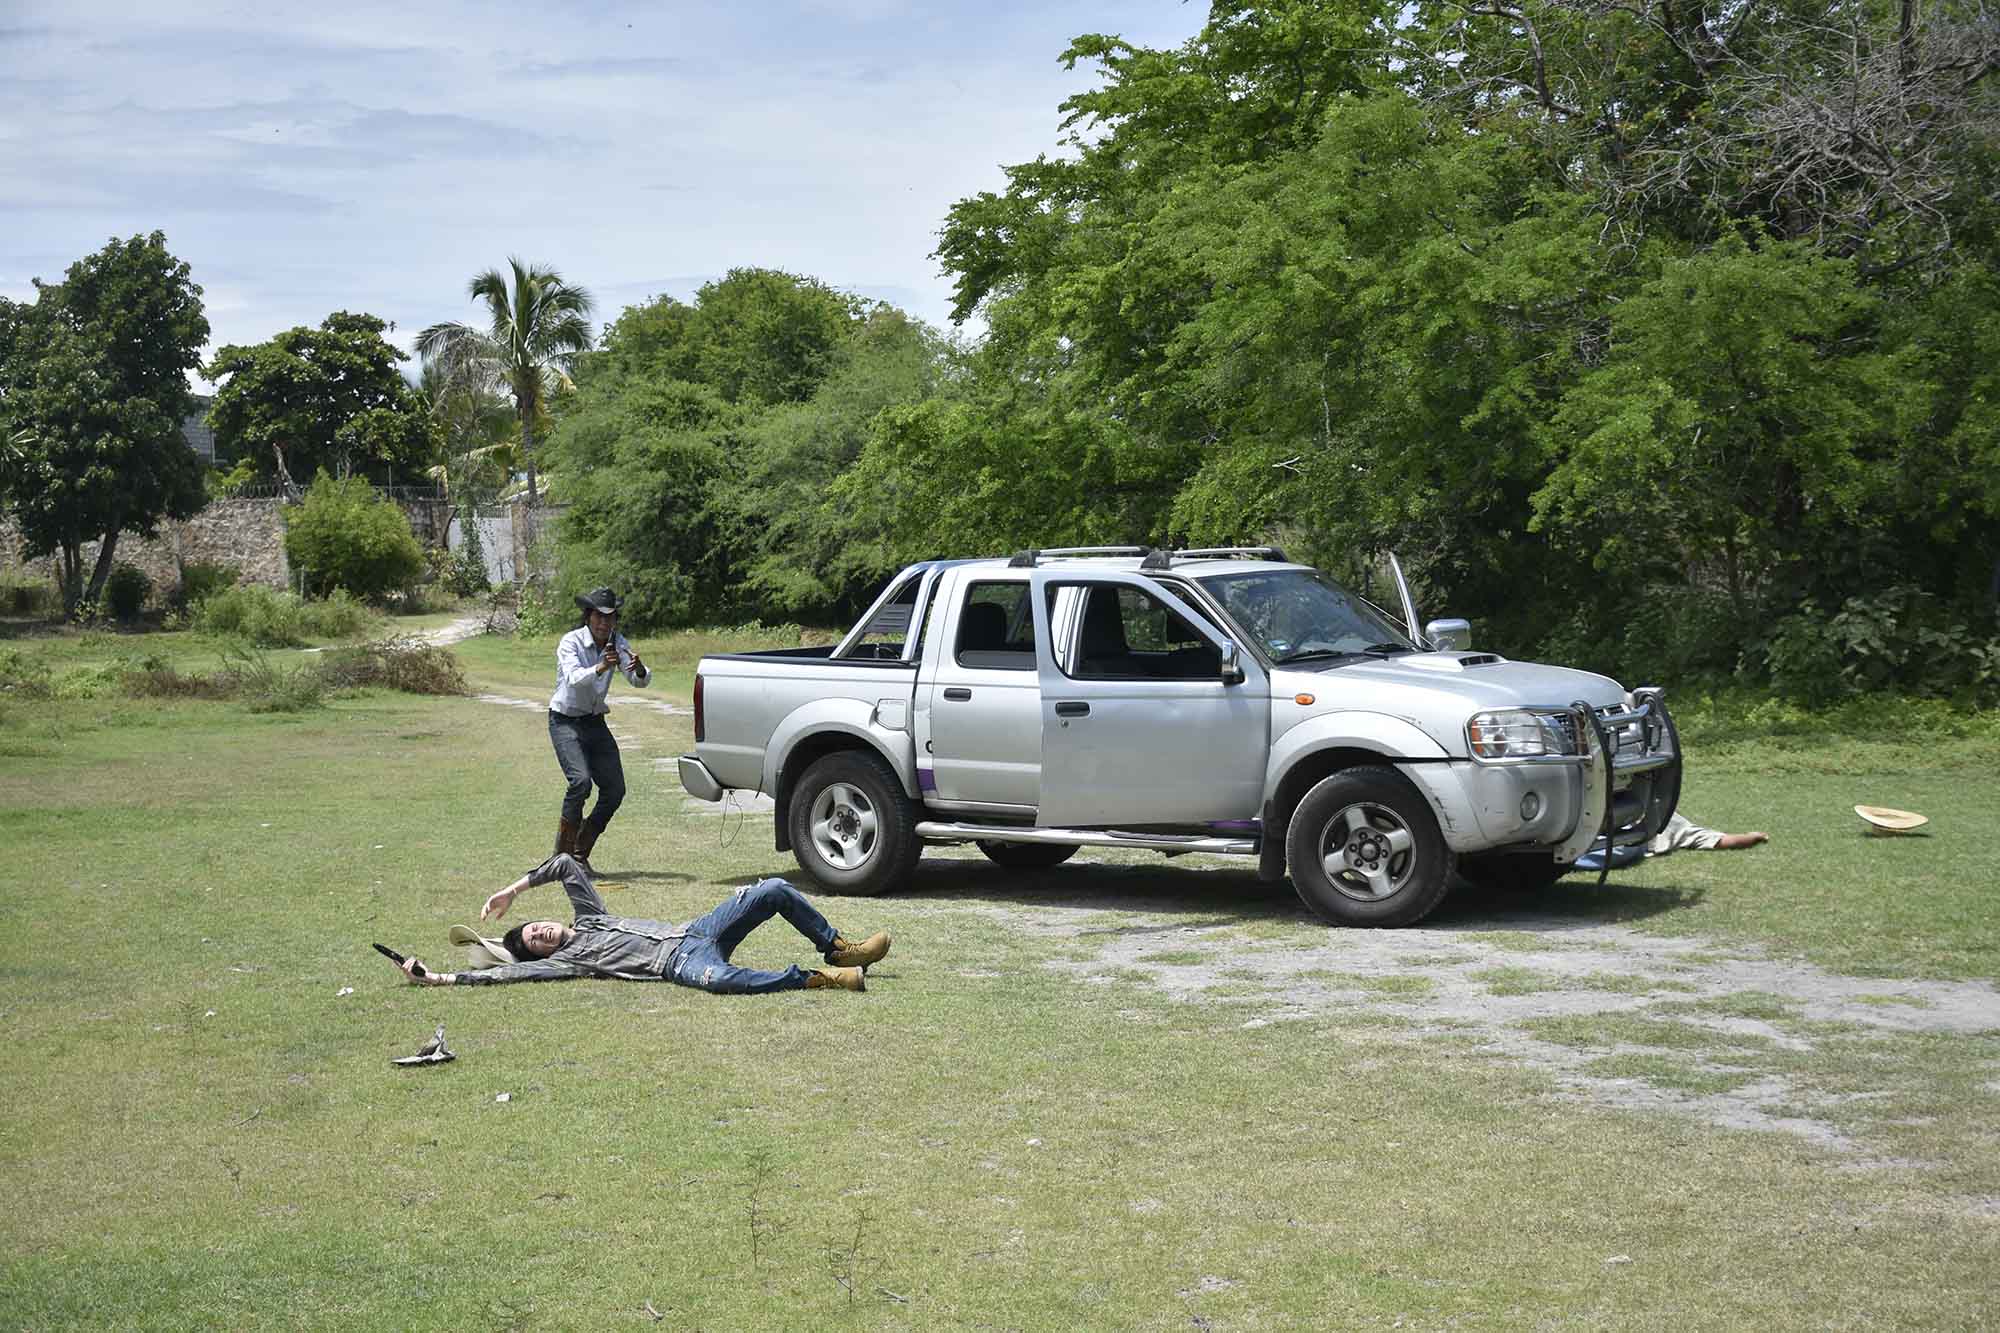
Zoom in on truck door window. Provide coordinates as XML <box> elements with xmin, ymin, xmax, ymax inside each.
<box><xmin>955</xmin><ymin>581</ymin><xmax>1035</xmax><ymax>671</ymax></box>
<box><xmin>1061</xmin><ymin>584</ymin><xmax>1222</xmax><ymax>680</ymax></box>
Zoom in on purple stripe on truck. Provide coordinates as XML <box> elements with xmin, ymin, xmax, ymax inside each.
<box><xmin>917</xmin><ymin>766</ymin><xmax>937</xmax><ymax>793</ymax></box>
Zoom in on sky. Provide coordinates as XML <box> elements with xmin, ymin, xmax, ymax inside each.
<box><xmin>0</xmin><ymin>1</ymin><xmax>1206</xmax><ymax>375</ymax></box>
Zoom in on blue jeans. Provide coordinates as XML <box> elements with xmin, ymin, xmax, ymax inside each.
<box><xmin>666</xmin><ymin>879</ymin><xmax>838</xmax><ymax>995</ymax></box>
<box><xmin>549</xmin><ymin>711</ymin><xmax>625</xmax><ymax>830</ymax></box>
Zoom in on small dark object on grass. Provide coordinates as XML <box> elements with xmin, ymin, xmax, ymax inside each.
<box><xmin>392</xmin><ymin>1023</ymin><xmax>453</xmax><ymax>1066</ymax></box>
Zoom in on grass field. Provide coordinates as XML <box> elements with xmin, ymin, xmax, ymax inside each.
<box><xmin>1</xmin><ymin>618</ymin><xmax>1996</xmax><ymax>1329</ymax></box>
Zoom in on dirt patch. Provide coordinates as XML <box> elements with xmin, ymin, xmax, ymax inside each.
<box><xmin>950</xmin><ymin>896</ymin><xmax>2000</xmax><ymax>1161</ymax></box>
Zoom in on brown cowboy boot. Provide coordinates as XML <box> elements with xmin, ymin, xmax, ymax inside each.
<box><xmin>573</xmin><ymin>819</ymin><xmax>601</xmax><ymax>870</ymax></box>
<box><xmin>805</xmin><ymin>965</ymin><xmax>866</xmax><ymax>992</ymax></box>
<box><xmin>555</xmin><ymin>818</ymin><xmax>578</xmax><ymax>856</ymax></box>
<box><xmin>825</xmin><ymin>930</ymin><xmax>891</xmax><ymax>968</ymax></box>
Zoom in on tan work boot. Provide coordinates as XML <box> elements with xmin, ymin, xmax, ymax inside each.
<box><xmin>555</xmin><ymin>818</ymin><xmax>578</xmax><ymax>856</ymax></box>
<box><xmin>805</xmin><ymin>965</ymin><xmax>866</xmax><ymax>992</ymax></box>
<box><xmin>826</xmin><ymin>930</ymin><xmax>891</xmax><ymax>968</ymax></box>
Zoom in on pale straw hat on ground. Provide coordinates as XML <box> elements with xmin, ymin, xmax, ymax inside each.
<box><xmin>448</xmin><ymin>923</ymin><xmax>518</xmax><ymax>967</ymax></box>
<box><xmin>1854</xmin><ymin>805</ymin><xmax>1930</xmax><ymax>836</ymax></box>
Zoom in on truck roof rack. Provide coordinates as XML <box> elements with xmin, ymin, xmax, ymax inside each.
<box><xmin>1007</xmin><ymin>546</ymin><xmax>1152</xmax><ymax>568</ymax></box>
<box><xmin>1137</xmin><ymin>546</ymin><xmax>1292</xmax><ymax>570</ymax></box>
<box><xmin>1173</xmin><ymin>546</ymin><xmax>1290</xmax><ymax>563</ymax></box>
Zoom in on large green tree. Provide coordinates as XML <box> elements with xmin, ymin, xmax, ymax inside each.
<box><xmin>416</xmin><ymin>258</ymin><xmax>595</xmax><ymax>512</ymax></box>
<box><xmin>0</xmin><ymin>233</ymin><xmax>208</xmax><ymax>614</ymax></box>
<box><xmin>204</xmin><ymin>311</ymin><xmax>439</xmax><ymax>489</ymax></box>
<box><xmin>545</xmin><ymin>270</ymin><xmax>943</xmax><ymax>626</ymax></box>
<box><xmin>895</xmin><ymin>0</ymin><xmax>2000</xmax><ymax>688</ymax></box>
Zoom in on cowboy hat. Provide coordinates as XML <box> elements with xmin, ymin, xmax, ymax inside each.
<box><xmin>1854</xmin><ymin>804</ymin><xmax>1930</xmax><ymax>836</ymax></box>
<box><xmin>448</xmin><ymin>923</ymin><xmax>517</xmax><ymax>967</ymax></box>
<box><xmin>573</xmin><ymin>586</ymin><xmax>624</xmax><ymax>615</ymax></box>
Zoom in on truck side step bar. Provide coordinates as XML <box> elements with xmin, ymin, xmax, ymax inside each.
<box><xmin>914</xmin><ymin>821</ymin><xmax>1258</xmax><ymax>857</ymax></box>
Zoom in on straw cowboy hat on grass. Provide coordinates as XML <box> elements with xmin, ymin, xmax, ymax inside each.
<box><xmin>1855</xmin><ymin>805</ymin><xmax>1930</xmax><ymax>836</ymax></box>
<box><xmin>449</xmin><ymin>923</ymin><xmax>517</xmax><ymax>967</ymax></box>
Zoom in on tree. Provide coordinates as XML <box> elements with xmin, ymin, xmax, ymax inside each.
<box><xmin>204</xmin><ymin>312</ymin><xmax>439</xmax><ymax>490</ymax></box>
<box><xmin>544</xmin><ymin>270</ymin><xmax>938</xmax><ymax>625</ymax></box>
<box><xmin>416</xmin><ymin>258</ymin><xmax>595</xmax><ymax>514</ymax></box>
<box><xmin>0</xmin><ymin>233</ymin><xmax>208</xmax><ymax>615</ymax></box>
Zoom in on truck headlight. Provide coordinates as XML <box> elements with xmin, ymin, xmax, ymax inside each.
<box><xmin>1467</xmin><ymin>709</ymin><xmax>1557</xmax><ymax>759</ymax></box>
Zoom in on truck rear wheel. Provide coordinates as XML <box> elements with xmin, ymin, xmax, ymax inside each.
<box><xmin>788</xmin><ymin>751</ymin><xmax>921</xmax><ymax>897</ymax></box>
<box><xmin>976</xmin><ymin>840</ymin><xmax>1079</xmax><ymax>870</ymax></box>
<box><xmin>1285</xmin><ymin>766</ymin><xmax>1454</xmax><ymax>927</ymax></box>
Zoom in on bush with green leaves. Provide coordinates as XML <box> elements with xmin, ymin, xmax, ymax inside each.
<box><xmin>1</xmin><ymin>578</ymin><xmax>57</xmax><ymax>617</ymax></box>
<box><xmin>190</xmin><ymin>584</ymin><xmax>377</xmax><ymax>647</ymax></box>
<box><xmin>105</xmin><ymin>562</ymin><xmax>152</xmax><ymax>621</ymax></box>
<box><xmin>172</xmin><ymin>560</ymin><xmax>238</xmax><ymax>610</ymax></box>
<box><xmin>281</xmin><ymin>473</ymin><xmax>425</xmax><ymax>601</ymax></box>
<box><xmin>1753</xmin><ymin>586</ymin><xmax>2000</xmax><ymax>706</ymax></box>
<box><xmin>318</xmin><ymin>635</ymin><xmax>467</xmax><ymax>696</ymax></box>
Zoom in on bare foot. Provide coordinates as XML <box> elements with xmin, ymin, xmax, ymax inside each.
<box><xmin>1717</xmin><ymin>831</ymin><xmax>1770</xmax><ymax>850</ymax></box>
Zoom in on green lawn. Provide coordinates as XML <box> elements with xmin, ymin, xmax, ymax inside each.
<box><xmin>2</xmin><ymin>622</ymin><xmax>1996</xmax><ymax>1328</ymax></box>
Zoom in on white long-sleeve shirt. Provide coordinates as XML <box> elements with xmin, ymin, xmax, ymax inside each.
<box><xmin>548</xmin><ymin>625</ymin><xmax>651</xmax><ymax>717</ymax></box>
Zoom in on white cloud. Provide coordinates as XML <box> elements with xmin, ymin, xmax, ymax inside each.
<box><xmin>0</xmin><ymin>0</ymin><xmax>1201</xmax><ymax>362</ymax></box>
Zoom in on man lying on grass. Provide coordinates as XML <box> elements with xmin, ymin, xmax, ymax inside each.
<box><xmin>386</xmin><ymin>853</ymin><xmax>890</xmax><ymax>994</ymax></box>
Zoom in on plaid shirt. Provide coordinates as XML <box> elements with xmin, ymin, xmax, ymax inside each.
<box><xmin>453</xmin><ymin>855</ymin><xmax>688</xmax><ymax>985</ymax></box>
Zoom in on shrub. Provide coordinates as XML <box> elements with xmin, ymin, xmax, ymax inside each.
<box><xmin>105</xmin><ymin>563</ymin><xmax>152</xmax><ymax>621</ymax></box>
<box><xmin>282</xmin><ymin>474</ymin><xmax>425</xmax><ymax>601</ymax></box>
<box><xmin>296</xmin><ymin>588</ymin><xmax>375</xmax><ymax>639</ymax></box>
<box><xmin>216</xmin><ymin>642</ymin><xmax>327</xmax><ymax>713</ymax></box>
<box><xmin>173</xmin><ymin>560</ymin><xmax>239</xmax><ymax>610</ymax></box>
<box><xmin>191</xmin><ymin>584</ymin><xmax>307</xmax><ymax>646</ymax></box>
<box><xmin>319</xmin><ymin>635</ymin><xmax>467</xmax><ymax>696</ymax></box>
<box><xmin>1750</xmin><ymin>585</ymin><xmax>2000</xmax><ymax>706</ymax></box>
<box><xmin>1</xmin><ymin>578</ymin><xmax>57</xmax><ymax>617</ymax></box>
<box><xmin>188</xmin><ymin>584</ymin><xmax>378</xmax><ymax>647</ymax></box>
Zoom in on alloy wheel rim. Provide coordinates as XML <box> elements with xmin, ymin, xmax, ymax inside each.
<box><xmin>1318</xmin><ymin>801</ymin><xmax>1416</xmax><ymax>902</ymax></box>
<box><xmin>809</xmin><ymin>781</ymin><xmax>879</xmax><ymax>871</ymax></box>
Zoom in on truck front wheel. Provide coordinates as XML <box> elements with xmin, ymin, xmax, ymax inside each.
<box><xmin>1285</xmin><ymin>766</ymin><xmax>1455</xmax><ymax>927</ymax></box>
<box><xmin>788</xmin><ymin>751</ymin><xmax>922</xmax><ymax>897</ymax></box>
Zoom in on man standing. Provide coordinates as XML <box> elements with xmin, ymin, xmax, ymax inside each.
<box><xmin>550</xmin><ymin>586</ymin><xmax>648</xmax><ymax>870</ymax></box>
<box><xmin>387</xmin><ymin>853</ymin><xmax>891</xmax><ymax>994</ymax></box>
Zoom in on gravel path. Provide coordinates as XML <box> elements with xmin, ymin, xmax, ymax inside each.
<box><xmin>992</xmin><ymin>895</ymin><xmax>2000</xmax><ymax>1160</ymax></box>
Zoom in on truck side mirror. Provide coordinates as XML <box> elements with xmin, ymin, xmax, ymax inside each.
<box><xmin>1425</xmin><ymin>618</ymin><xmax>1471</xmax><ymax>652</ymax></box>
<box><xmin>1220</xmin><ymin>639</ymin><xmax>1245</xmax><ymax>685</ymax></box>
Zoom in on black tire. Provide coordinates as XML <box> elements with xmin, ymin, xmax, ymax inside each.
<box><xmin>976</xmin><ymin>840</ymin><xmax>1080</xmax><ymax>870</ymax></box>
<box><xmin>1459</xmin><ymin>852</ymin><xmax>1569</xmax><ymax>894</ymax></box>
<box><xmin>787</xmin><ymin>751</ymin><xmax>921</xmax><ymax>897</ymax></box>
<box><xmin>1285</xmin><ymin>765</ymin><xmax>1455</xmax><ymax>927</ymax></box>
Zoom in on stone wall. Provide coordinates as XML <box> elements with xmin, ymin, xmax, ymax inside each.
<box><xmin>0</xmin><ymin>499</ymin><xmax>291</xmax><ymax>601</ymax></box>
<box><xmin>1</xmin><ymin>493</ymin><xmax>552</xmax><ymax>604</ymax></box>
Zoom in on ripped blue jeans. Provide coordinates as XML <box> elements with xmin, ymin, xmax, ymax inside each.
<box><xmin>665</xmin><ymin>878</ymin><xmax>839</xmax><ymax>994</ymax></box>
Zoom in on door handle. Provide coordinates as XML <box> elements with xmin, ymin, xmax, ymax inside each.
<box><xmin>1054</xmin><ymin>701</ymin><xmax>1090</xmax><ymax>718</ymax></box>
<box><xmin>942</xmin><ymin>687</ymin><xmax>972</xmax><ymax>702</ymax></box>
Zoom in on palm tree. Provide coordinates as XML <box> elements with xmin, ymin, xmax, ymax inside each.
<box><xmin>416</xmin><ymin>257</ymin><xmax>595</xmax><ymax>514</ymax></box>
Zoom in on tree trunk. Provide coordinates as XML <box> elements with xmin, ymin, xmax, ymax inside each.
<box><xmin>83</xmin><ymin>526</ymin><xmax>122</xmax><ymax>609</ymax></box>
<box><xmin>519</xmin><ymin>403</ymin><xmax>538</xmax><ymax>509</ymax></box>
<box><xmin>58</xmin><ymin>540</ymin><xmax>82</xmax><ymax>617</ymax></box>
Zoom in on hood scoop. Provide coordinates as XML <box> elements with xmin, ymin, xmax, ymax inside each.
<box><xmin>1400</xmin><ymin>652</ymin><xmax>1506</xmax><ymax>673</ymax></box>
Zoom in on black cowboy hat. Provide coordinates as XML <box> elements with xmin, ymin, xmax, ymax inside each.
<box><xmin>573</xmin><ymin>586</ymin><xmax>624</xmax><ymax>615</ymax></box>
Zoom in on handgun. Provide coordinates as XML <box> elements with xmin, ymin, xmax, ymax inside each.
<box><xmin>373</xmin><ymin>942</ymin><xmax>426</xmax><ymax>978</ymax></box>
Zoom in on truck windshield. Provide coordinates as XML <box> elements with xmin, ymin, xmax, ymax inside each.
<box><xmin>1195</xmin><ymin>569</ymin><xmax>1416</xmax><ymax>664</ymax></box>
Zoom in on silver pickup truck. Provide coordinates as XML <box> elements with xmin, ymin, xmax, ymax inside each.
<box><xmin>678</xmin><ymin>547</ymin><xmax>1680</xmax><ymax>927</ymax></box>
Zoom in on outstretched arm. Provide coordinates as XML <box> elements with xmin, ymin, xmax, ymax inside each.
<box><xmin>481</xmin><ymin>871</ymin><xmax>536</xmax><ymax>922</ymax></box>
<box><xmin>480</xmin><ymin>854</ymin><xmax>606</xmax><ymax>923</ymax></box>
